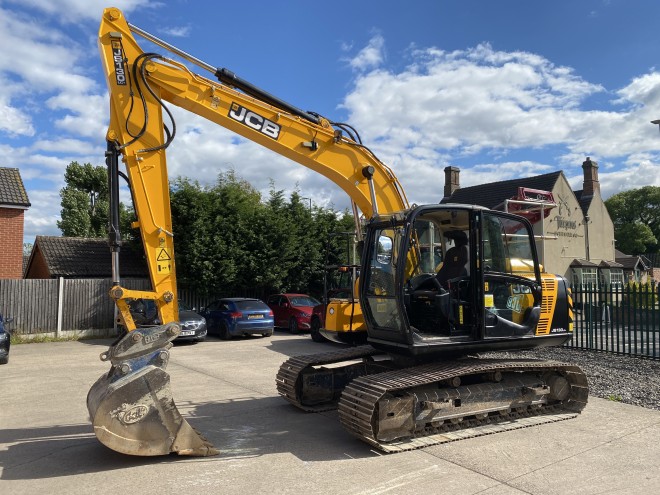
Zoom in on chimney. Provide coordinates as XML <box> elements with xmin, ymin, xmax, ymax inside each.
<box><xmin>582</xmin><ymin>157</ymin><xmax>600</xmax><ymax>197</ymax></box>
<box><xmin>444</xmin><ymin>166</ymin><xmax>460</xmax><ymax>199</ymax></box>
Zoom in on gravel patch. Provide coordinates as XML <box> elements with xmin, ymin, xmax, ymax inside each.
<box><xmin>483</xmin><ymin>347</ymin><xmax>660</xmax><ymax>411</ymax></box>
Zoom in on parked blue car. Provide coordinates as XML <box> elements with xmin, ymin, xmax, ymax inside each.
<box><xmin>200</xmin><ymin>298</ymin><xmax>274</xmax><ymax>340</ymax></box>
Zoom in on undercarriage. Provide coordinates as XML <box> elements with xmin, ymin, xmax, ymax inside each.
<box><xmin>276</xmin><ymin>346</ymin><xmax>588</xmax><ymax>452</ymax></box>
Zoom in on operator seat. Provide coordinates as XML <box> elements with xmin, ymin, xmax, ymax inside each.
<box><xmin>436</xmin><ymin>230</ymin><xmax>468</xmax><ymax>288</ymax></box>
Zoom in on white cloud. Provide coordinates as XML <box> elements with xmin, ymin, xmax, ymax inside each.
<box><xmin>339</xmin><ymin>41</ymin><xmax>660</xmax><ymax>203</ymax></box>
<box><xmin>0</xmin><ymin>6</ymin><xmax>104</xmax><ymax>147</ymax></box>
<box><xmin>162</xmin><ymin>108</ymin><xmax>346</xmax><ymax>207</ymax></box>
<box><xmin>0</xmin><ymin>98</ymin><xmax>34</xmax><ymax>136</ymax></box>
<box><xmin>599</xmin><ymin>156</ymin><xmax>660</xmax><ymax>197</ymax></box>
<box><xmin>346</xmin><ymin>34</ymin><xmax>386</xmax><ymax>71</ymax></box>
<box><xmin>31</xmin><ymin>138</ymin><xmax>100</xmax><ymax>156</ymax></box>
<box><xmin>343</xmin><ymin>43</ymin><xmax>605</xmax><ymax>152</ymax></box>
<box><xmin>160</xmin><ymin>25</ymin><xmax>191</xmax><ymax>38</ymax></box>
<box><xmin>46</xmin><ymin>93</ymin><xmax>108</xmax><ymax>139</ymax></box>
<box><xmin>23</xmin><ymin>188</ymin><xmax>62</xmax><ymax>242</ymax></box>
<box><xmin>0</xmin><ymin>9</ymin><xmax>95</xmax><ymax>94</ymax></box>
<box><xmin>2</xmin><ymin>0</ymin><xmax>155</xmax><ymax>22</ymax></box>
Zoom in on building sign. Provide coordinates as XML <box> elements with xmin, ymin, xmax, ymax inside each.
<box><xmin>546</xmin><ymin>194</ymin><xmax>584</xmax><ymax>239</ymax></box>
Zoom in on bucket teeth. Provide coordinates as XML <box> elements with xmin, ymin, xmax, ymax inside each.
<box><xmin>172</xmin><ymin>422</ymin><xmax>220</xmax><ymax>456</ymax></box>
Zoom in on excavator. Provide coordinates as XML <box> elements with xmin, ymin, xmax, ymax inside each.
<box><xmin>88</xmin><ymin>7</ymin><xmax>588</xmax><ymax>457</ymax></box>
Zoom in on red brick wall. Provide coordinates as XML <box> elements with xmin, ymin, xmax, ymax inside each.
<box><xmin>0</xmin><ymin>208</ymin><xmax>25</xmax><ymax>279</ymax></box>
<box><xmin>652</xmin><ymin>268</ymin><xmax>660</xmax><ymax>284</ymax></box>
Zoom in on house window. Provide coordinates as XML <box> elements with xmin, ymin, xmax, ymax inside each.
<box><xmin>572</xmin><ymin>267</ymin><xmax>598</xmax><ymax>288</ymax></box>
<box><xmin>609</xmin><ymin>269</ymin><xmax>624</xmax><ymax>287</ymax></box>
<box><xmin>601</xmin><ymin>268</ymin><xmax>624</xmax><ymax>288</ymax></box>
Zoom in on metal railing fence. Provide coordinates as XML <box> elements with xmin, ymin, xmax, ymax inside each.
<box><xmin>569</xmin><ymin>282</ymin><xmax>659</xmax><ymax>360</ymax></box>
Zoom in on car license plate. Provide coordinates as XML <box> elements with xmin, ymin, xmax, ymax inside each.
<box><xmin>180</xmin><ymin>330</ymin><xmax>195</xmax><ymax>336</ymax></box>
<box><xmin>248</xmin><ymin>314</ymin><xmax>264</xmax><ymax>319</ymax></box>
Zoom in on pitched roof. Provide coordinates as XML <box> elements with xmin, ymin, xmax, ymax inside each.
<box><xmin>570</xmin><ymin>258</ymin><xmax>598</xmax><ymax>267</ymax></box>
<box><xmin>442</xmin><ymin>171</ymin><xmax>563</xmax><ymax>209</ymax></box>
<box><xmin>0</xmin><ymin>168</ymin><xmax>31</xmax><ymax>208</ymax></box>
<box><xmin>598</xmin><ymin>259</ymin><xmax>624</xmax><ymax>268</ymax></box>
<box><xmin>614</xmin><ymin>249</ymin><xmax>652</xmax><ymax>271</ymax></box>
<box><xmin>30</xmin><ymin>236</ymin><xmax>148</xmax><ymax>278</ymax></box>
<box><xmin>645</xmin><ymin>252</ymin><xmax>660</xmax><ymax>268</ymax></box>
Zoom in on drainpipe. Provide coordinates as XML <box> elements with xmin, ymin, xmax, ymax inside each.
<box><xmin>584</xmin><ymin>215</ymin><xmax>590</xmax><ymax>261</ymax></box>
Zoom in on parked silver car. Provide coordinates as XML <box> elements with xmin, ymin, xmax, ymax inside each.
<box><xmin>128</xmin><ymin>299</ymin><xmax>207</xmax><ymax>343</ymax></box>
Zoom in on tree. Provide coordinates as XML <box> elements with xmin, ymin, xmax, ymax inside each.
<box><xmin>169</xmin><ymin>172</ymin><xmax>355</xmax><ymax>299</ymax></box>
<box><xmin>58</xmin><ymin>162</ymin><xmax>109</xmax><ymax>237</ymax></box>
<box><xmin>612</xmin><ymin>223</ymin><xmax>656</xmax><ymax>255</ymax></box>
<box><xmin>605</xmin><ymin>186</ymin><xmax>660</xmax><ymax>254</ymax></box>
<box><xmin>170</xmin><ymin>172</ymin><xmax>268</xmax><ymax>295</ymax></box>
<box><xmin>58</xmin><ymin>161</ymin><xmax>135</xmax><ymax>240</ymax></box>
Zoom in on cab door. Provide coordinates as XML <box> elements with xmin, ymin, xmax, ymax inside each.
<box><xmin>480</xmin><ymin>211</ymin><xmax>542</xmax><ymax>339</ymax></box>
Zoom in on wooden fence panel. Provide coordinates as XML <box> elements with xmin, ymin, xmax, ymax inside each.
<box><xmin>0</xmin><ymin>278</ymin><xmax>152</xmax><ymax>335</ymax></box>
<box><xmin>62</xmin><ymin>279</ymin><xmax>112</xmax><ymax>330</ymax></box>
<box><xmin>0</xmin><ymin>279</ymin><xmax>58</xmax><ymax>334</ymax></box>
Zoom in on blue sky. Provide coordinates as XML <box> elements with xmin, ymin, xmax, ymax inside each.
<box><xmin>2</xmin><ymin>0</ymin><xmax>660</xmax><ymax>244</ymax></box>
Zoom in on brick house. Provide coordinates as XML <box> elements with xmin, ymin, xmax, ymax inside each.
<box><xmin>0</xmin><ymin>168</ymin><xmax>31</xmax><ymax>279</ymax></box>
<box><xmin>442</xmin><ymin>157</ymin><xmax>623</xmax><ymax>288</ymax></box>
<box><xmin>24</xmin><ymin>236</ymin><xmax>148</xmax><ymax>279</ymax></box>
<box><xmin>647</xmin><ymin>253</ymin><xmax>660</xmax><ymax>282</ymax></box>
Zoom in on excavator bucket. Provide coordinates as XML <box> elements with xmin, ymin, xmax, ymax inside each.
<box><xmin>87</xmin><ymin>323</ymin><xmax>218</xmax><ymax>456</ymax></box>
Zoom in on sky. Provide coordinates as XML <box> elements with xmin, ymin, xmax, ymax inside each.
<box><xmin>3</xmin><ymin>0</ymin><xmax>660</xmax><ymax>245</ymax></box>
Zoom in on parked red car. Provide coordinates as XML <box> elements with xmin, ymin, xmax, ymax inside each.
<box><xmin>266</xmin><ymin>293</ymin><xmax>320</xmax><ymax>334</ymax></box>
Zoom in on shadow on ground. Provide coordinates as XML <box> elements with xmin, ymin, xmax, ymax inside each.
<box><xmin>0</xmin><ymin>395</ymin><xmax>375</xmax><ymax>480</ymax></box>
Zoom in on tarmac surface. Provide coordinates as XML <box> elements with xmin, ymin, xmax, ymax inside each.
<box><xmin>1</xmin><ymin>332</ymin><xmax>659</xmax><ymax>495</ymax></box>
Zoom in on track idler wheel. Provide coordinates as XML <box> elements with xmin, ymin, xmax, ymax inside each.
<box><xmin>87</xmin><ymin>323</ymin><xmax>218</xmax><ymax>456</ymax></box>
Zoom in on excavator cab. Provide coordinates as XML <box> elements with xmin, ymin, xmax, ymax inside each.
<box><xmin>361</xmin><ymin>205</ymin><xmax>573</xmax><ymax>359</ymax></box>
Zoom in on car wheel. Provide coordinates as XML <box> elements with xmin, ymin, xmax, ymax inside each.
<box><xmin>0</xmin><ymin>355</ymin><xmax>8</xmax><ymax>365</ymax></box>
<box><xmin>219</xmin><ymin>322</ymin><xmax>232</xmax><ymax>340</ymax></box>
<box><xmin>289</xmin><ymin>317</ymin><xmax>300</xmax><ymax>334</ymax></box>
<box><xmin>310</xmin><ymin>317</ymin><xmax>327</xmax><ymax>343</ymax></box>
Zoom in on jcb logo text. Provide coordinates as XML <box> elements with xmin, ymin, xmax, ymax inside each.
<box><xmin>228</xmin><ymin>103</ymin><xmax>280</xmax><ymax>140</ymax></box>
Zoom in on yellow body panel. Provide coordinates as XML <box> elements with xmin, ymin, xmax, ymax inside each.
<box><xmin>323</xmin><ymin>300</ymin><xmax>366</xmax><ymax>334</ymax></box>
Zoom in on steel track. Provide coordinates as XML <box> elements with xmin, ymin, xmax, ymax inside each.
<box><xmin>276</xmin><ymin>347</ymin><xmax>588</xmax><ymax>452</ymax></box>
<box><xmin>338</xmin><ymin>358</ymin><xmax>588</xmax><ymax>452</ymax></box>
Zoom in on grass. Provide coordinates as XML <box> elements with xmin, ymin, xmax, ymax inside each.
<box><xmin>10</xmin><ymin>334</ymin><xmax>81</xmax><ymax>344</ymax></box>
<box><xmin>607</xmin><ymin>394</ymin><xmax>623</xmax><ymax>402</ymax></box>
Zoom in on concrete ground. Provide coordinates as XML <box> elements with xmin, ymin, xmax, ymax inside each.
<box><xmin>1</xmin><ymin>333</ymin><xmax>659</xmax><ymax>495</ymax></box>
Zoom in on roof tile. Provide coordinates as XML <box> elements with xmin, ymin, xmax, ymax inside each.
<box><xmin>33</xmin><ymin>236</ymin><xmax>148</xmax><ymax>278</ymax></box>
<box><xmin>442</xmin><ymin>171</ymin><xmax>563</xmax><ymax>209</ymax></box>
<box><xmin>0</xmin><ymin>168</ymin><xmax>30</xmax><ymax>207</ymax></box>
